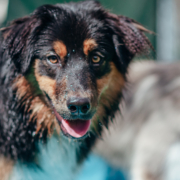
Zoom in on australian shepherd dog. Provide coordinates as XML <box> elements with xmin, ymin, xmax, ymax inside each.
<box><xmin>0</xmin><ymin>1</ymin><xmax>151</xmax><ymax>179</ymax></box>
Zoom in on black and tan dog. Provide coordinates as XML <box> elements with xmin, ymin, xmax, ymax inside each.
<box><xmin>0</xmin><ymin>1</ymin><xmax>151</xmax><ymax>179</ymax></box>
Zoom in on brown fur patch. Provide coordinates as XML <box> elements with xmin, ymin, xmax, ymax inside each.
<box><xmin>55</xmin><ymin>77</ymin><xmax>67</xmax><ymax>97</ymax></box>
<box><xmin>53</xmin><ymin>41</ymin><xmax>67</xmax><ymax>60</ymax></box>
<box><xmin>132</xmin><ymin>23</ymin><xmax>154</xmax><ymax>34</ymax></box>
<box><xmin>34</xmin><ymin>60</ymin><xmax>56</xmax><ymax>100</ymax></box>
<box><xmin>96</xmin><ymin>62</ymin><xmax>125</xmax><ymax>97</ymax></box>
<box><xmin>92</xmin><ymin>62</ymin><xmax>125</xmax><ymax>128</ymax></box>
<box><xmin>54</xmin><ymin>77</ymin><xmax>69</xmax><ymax>111</ymax></box>
<box><xmin>83</xmin><ymin>39</ymin><xmax>97</xmax><ymax>55</ymax></box>
<box><xmin>13</xmin><ymin>61</ymin><xmax>60</xmax><ymax>135</ymax></box>
<box><xmin>0</xmin><ymin>27</ymin><xmax>11</xmax><ymax>40</ymax></box>
<box><xmin>0</xmin><ymin>156</ymin><xmax>14</xmax><ymax>180</ymax></box>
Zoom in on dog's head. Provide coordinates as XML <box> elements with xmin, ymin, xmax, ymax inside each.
<box><xmin>1</xmin><ymin>1</ymin><xmax>151</xmax><ymax>139</ymax></box>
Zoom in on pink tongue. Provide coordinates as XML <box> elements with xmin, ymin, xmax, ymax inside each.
<box><xmin>61</xmin><ymin>119</ymin><xmax>91</xmax><ymax>138</ymax></box>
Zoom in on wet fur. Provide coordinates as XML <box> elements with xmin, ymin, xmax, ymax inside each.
<box><xmin>0</xmin><ymin>1</ymin><xmax>151</xmax><ymax>179</ymax></box>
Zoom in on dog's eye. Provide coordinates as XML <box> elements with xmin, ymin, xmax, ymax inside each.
<box><xmin>92</xmin><ymin>55</ymin><xmax>101</xmax><ymax>63</ymax></box>
<box><xmin>47</xmin><ymin>55</ymin><xmax>58</xmax><ymax>64</ymax></box>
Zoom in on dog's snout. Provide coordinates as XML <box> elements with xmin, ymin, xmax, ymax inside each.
<box><xmin>67</xmin><ymin>97</ymin><xmax>90</xmax><ymax>114</ymax></box>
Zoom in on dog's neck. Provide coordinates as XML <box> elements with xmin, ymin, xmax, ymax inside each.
<box><xmin>9</xmin><ymin>134</ymin><xmax>84</xmax><ymax>180</ymax></box>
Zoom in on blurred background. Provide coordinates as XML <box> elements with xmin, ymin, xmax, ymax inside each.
<box><xmin>0</xmin><ymin>0</ymin><xmax>180</xmax><ymax>61</ymax></box>
<box><xmin>0</xmin><ymin>0</ymin><xmax>180</xmax><ymax>180</ymax></box>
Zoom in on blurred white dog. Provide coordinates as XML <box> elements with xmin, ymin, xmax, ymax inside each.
<box><xmin>95</xmin><ymin>61</ymin><xmax>180</xmax><ymax>180</ymax></box>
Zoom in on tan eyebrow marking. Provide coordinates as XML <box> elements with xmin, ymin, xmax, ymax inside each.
<box><xmin>34</xmin><ymin>59</ymin><xmax>56</xmax><ymax>98</ymax></box>
<box><xmin>53</xmin><ymin>41</ymin><xmax>67</xmax><ymax>59</ymax></box>
<box><xmin>83</xmin><ymin>39</ymin><xmax>97</xmax><ymax>56</ymax></box>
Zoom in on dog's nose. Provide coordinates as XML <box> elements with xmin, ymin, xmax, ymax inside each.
<box><xmin>67</xmin><ymin>97</ymin><xmax>90</xmax><ymax>114</ymax></box>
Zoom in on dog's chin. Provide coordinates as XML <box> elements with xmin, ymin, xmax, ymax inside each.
<box><xmin>53</xmin><ymin>108</ymin><xmax>91</xmax><ymax>139</ymax></box>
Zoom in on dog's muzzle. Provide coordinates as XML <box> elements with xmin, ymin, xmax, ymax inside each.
<box><xmin>54</xmin><ymin>97</ymin><xmax>94</xmax><ymax>139</ymax></box>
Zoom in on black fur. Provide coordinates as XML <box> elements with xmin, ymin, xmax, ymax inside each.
<box><xmin>0</xmin><ymin>0</ymin><xmax>151</xmax><ymax>167</ymax></box>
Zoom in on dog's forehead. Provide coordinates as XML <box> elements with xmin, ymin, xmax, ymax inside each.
<box><xmin>57</xmin><ymin>17</ymin><xmax>101</xmax><ymax>48</ymax></box>
<box><xmin>39</xmin><ymin>5</ymin><xmax>108</xmax><ymax>51</ymax></box>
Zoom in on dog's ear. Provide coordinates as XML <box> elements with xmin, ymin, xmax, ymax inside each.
<box><xmin>0</xmin><ymin>16</ymin><xmax>40</xmax><ymax>74</ymax></box>
<box><xmin>107</xmin><ymin>14</ymin><xmax>152</xmax><ymax>74</ymax></box>
<box><xmin>0</xmin><ymin>4</ymin><xmax>56</xmax><ymax>74</ymax></box>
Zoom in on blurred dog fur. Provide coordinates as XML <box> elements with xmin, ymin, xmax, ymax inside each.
<box><xmin>0</xmin><ymin>1</ymin><xmax>152</xmax><ymax>179</ymax></box>
<box><xmin>95</xmin><ymin>61</ymin><xmax>180</xmax><ymax>180</ymax></box>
